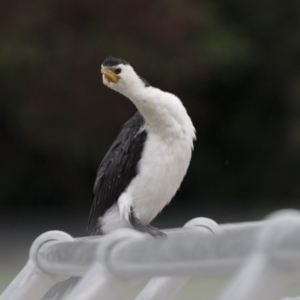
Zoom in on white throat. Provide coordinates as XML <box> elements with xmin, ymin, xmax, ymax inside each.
<box><xmin>104</xmin><ymin>67</ymin><xmax>195</xmax><ymax>144</ymax></box>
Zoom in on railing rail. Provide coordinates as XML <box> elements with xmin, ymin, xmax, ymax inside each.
<box><xmin>1</xmin><ymin>210</ymin><xmax>300</xmax><ymax>300</ymax></box>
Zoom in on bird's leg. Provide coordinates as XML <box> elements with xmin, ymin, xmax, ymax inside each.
<box><xmin>129</xmin><ymin>207</ymin><xmax>166</xmax><ymax>237</ymax></box>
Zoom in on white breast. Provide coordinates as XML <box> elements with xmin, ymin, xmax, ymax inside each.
<box><xmin>101</xmin><ymin>131</ymin><xmax>193</xmax><ymax>233</ymax></box>
<box><xmin>127</xmin><ymin>130</ymin><xmax>192</xmax><ymax>224</ymax></box>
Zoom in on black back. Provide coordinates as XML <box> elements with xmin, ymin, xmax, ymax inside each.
<box><xmin>87</xmin><ymin>111</ymin><xmax>147</xmax><ymax>235</ymax></box>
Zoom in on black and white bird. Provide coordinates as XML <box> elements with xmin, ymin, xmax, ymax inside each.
<box><xmin>87</xmin><ymin>56</ymin><xmax>196</xmax><ymax>237</ymax></box>
<box><xmin>43</xmin><ymin>56</ymin><xmax>195</xmax><ymax>299</ymax></box>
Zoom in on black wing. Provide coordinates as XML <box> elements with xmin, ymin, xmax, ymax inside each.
<box><xmin>87</xmin><ymin>111</ymin><xmax>147</xmax><ymax>235</ymax></box>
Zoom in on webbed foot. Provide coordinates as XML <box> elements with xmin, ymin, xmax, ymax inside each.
<box><xmin>129</xmin><ymin>207</ymin><xmax>167</xmax><ymax>237</ymax></box>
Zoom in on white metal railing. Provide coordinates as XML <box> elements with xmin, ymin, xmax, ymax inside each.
<box><xmin>1</xmin><ymin>210</ymin><xmax>300</xmax><ymax>300</ymax></box>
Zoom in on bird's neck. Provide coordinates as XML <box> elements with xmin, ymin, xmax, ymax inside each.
<box><xmin>125</xmin><ymin>85</ymin><xmax>166</xmax><ymax>124</ymax></box>
<box><xmin>124</xmin><ymin>85</ymin><xmax>195</xmax><ymax>143</ymax></box>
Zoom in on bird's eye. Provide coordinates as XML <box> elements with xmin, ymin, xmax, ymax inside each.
<box><xmin>114</xmin><ymin>68</ymin><xmax>121</xmax><ymax>74</ymax></box>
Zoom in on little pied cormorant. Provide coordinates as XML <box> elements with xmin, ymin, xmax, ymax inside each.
<box><xmin>87</xmin><ymin>56</ymin><xmax>196</xmax><ymax>237</ymax></box>
<box><xmin>42</xmin><ymin>56</ymin><xmax>195</xmax><ymax>300</ymax></box>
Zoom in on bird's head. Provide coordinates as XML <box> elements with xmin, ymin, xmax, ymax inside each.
<box><xmin>101</xmin><ymin>56</ymin><xmax>150</xmax><ymax>95</ymax></box>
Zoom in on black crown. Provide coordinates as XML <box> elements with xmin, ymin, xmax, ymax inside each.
<box><xmin>102</xmin><ymin>56</ymin><xmax>129</xmax><ymax>67</ymax></box>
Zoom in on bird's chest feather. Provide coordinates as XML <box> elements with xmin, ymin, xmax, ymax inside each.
<box><xmin>127</xmin><ymin>131</ymin><xmax>192</xmax><ymax>223</ymax></box>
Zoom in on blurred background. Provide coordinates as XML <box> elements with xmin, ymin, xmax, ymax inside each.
<box><xmin>1</xmin><ymin>0</ymin><xmax>300</xmax><ymax>295</ymax></box>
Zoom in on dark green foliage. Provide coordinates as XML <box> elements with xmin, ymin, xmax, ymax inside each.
<box><xmin>1</xmin><ymin>0</ymin><xmax>300</xmax><ymax>221</ymax></box>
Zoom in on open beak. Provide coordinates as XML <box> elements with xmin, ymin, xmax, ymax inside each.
<box><xmin>101</xmin><ymin>68</ymin><xmax>120</xmax><ymax>83</ymax></box>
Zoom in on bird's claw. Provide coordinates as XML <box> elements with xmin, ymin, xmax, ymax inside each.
<box><xmin>129</xmin><ymin>207</ymin><xmax>167</xmax><ymax>237</ymax></box>
<box><xmin>146</xmin><ymin>226</ymin><xmax>167</xmax><ymax>238</ymax></box>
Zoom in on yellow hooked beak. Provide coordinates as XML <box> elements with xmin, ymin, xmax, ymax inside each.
<box><xmin>101</xmin><ymin>68</ymin><xmax>120</xmax><ymax>83</ymax></box>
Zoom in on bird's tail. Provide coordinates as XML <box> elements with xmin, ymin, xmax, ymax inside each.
<box><xmin>42</xmin><ymin>277</ymin><xmax>79</xmax><ymax>300</ymax></box>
